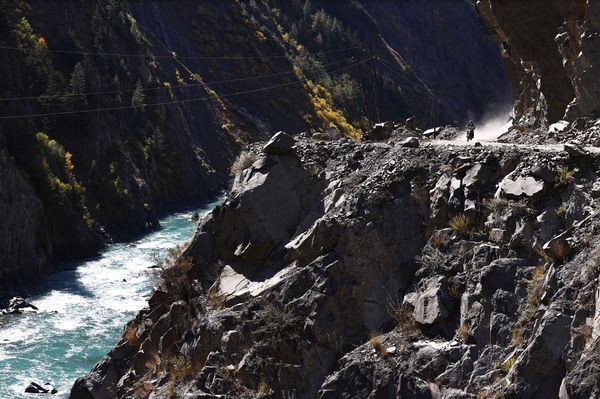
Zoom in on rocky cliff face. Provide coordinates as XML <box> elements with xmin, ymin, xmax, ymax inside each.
<box><xmin>476</xmin><ymin>0</ymin><xmax>600</xmax><ymax>127</ymax></box>
<box><xmin>0</xmin><ymin>0</ymin><xmax>510</xmax><ymax>289</ymax></box>
<box><xmin>71</xmin><ymin>132</ymin><xmax>600</xmax><ymax>398</ymax></box>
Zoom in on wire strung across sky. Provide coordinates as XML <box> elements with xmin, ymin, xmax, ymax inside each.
<box><xmin>376</xmin><ymin>58</ymin><xmax>432</xmax><ymax>94</ymax></box>
<box><xmin>0</xmin><ymin>45</ymin><xmax>361</xmax><ymax>60</ymax></box>
<box><xmin>0</xmin><ymin>57</ymin><xmax>356</xmax><ymax>102</ymax></box>
<box><xmin>0</xmin><ymin>59</ymin><xmax>371</xmax><ymax>120</ymax></box>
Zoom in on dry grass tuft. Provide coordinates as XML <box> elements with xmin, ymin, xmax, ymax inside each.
<box><xmin>369</xmin><ymin>332</ymin><xmax>388</xmax><ymax>357</ymax></box>
<box><xmin>525</xmin><ymin>264</ymin><xmax>546</xmax><ymax>318</ymax></box>
<box><xmin>125</xmin><ymin>325</ymin><xmax>139</xmax><ymax>349</ymax></box>
<box><xmin>231</xmin><ymin>151</ymin><xmax>258</xmax><ymax>177</ymax></box>
<box><xmin>156</xmin><ymin>245</ymin><xmax>196</xmax><ymax>305</ymax></box>
<box><xmin>207</xmin><ymin>290</ymin><xmax>226</xmax><ymax>309</ymax></box>
<box><xmin>449</xmin><ymin>213</ymin><xmax>472</xmax><ymax>237</ymax></box>
<box><xmin>556</xmin><ymin>166</ymin><xmax>575</xmax><ymax>186</ymax></box>
<box><xmin>499</xmin><ymin>356</ymin><xmax>517</xmax><ymax>374</ymax></box>
<box><xmin>574</xmin><ymin>324</ymin><xmax>593</xmax><ymax>343</ymax></box>
<box><xmin>415</xmin><ymin>246</ymin><xmax>446</xmax><ymax>270</ymax></box>
<box><xmin>458</xmin><ymin>323</ymin><xmax>469</xmax><ymax>342</ymax></box>
<box><xmin>549</xmin><ymin>239</ymin><xmax>570</xmax><ymax>262</ymax></box>
<box><xmin>511</xmin><ymin>326</ymin><xmax>525</xmax><ymax>347</ymax></box>
<box><xmin>387</xmin><ymin>298</ymin><xmax>419</xmax><ymax>339</ymax></box>
<box><xmin>166</xmin><ymin>356</ymin><xmax>198</xmax><ymax>382</ymax></box>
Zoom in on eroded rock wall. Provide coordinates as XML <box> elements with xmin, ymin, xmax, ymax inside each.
<box><xmin>477</xmin><ymin>0</ymin><xmax>600</xmax><ymax>126</ymax></box>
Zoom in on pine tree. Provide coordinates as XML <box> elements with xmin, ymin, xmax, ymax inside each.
<box><xmin>62</xmin><ymin>61</ymin><xmax>87</xmax><ymax>110</ymax></box>
<box><xmin>131</xmin><ymin>79</ymin><xmax>145</xmax><ymax>111</ymax></box>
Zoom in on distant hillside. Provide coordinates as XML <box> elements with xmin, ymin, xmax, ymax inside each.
<box><xmin>0</xmin><ymin>0</ymin><xmax>510</xmax><ymax>286</ymax></box>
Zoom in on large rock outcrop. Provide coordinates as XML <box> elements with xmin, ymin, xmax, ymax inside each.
<box><xmin>477</xmin><ymin>0</ymin><xmax>600</xmax><ymax>126</ymax></box>
<box><xmin>71</xmin><ymin>135</ymin><xmax>600</xmax><ymax>398</ymax></box>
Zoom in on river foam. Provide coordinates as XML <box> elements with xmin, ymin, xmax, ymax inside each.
<box><xmin>0</xmin><ymin>200</ymin><xmax>220</xmax><ymax>398</ymax></box>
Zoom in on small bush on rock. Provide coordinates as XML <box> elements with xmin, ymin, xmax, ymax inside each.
<box><xmin>156</xmin><ymin>245</ymin><xmax>195</xmax><ymax>305</ymax></box>
<box><xmin>556</xmin><ymin>166</ymin><xmax>575</xmax><ymax>187</ymax></box>
<box><xmin>449</xmin><ymin>214</ymin><xmax>472</xmax><ymax>237</ymax></box>
<box><xmin>231</xmin><ymin>151</ymin><xmax>258</xmax><ymax>177</ymax></box>
<box><xmin>415</xmin><ymin>246</ymin><xmax>447</xmax><ymax>270</ymax></box>
<box><xmin>369</xmin><ymin>332</ymin><xmax>388</xmax><ymax>357</ymax></box>
<box><xmin>525</xmin><ymin>265</ymin><xmax>546</xmax><ymax>318</ymax></box>
<box><xmin>387</xmin><ymin>298</ymin><xmax>419</xmax><ymax>339</ymax></box>
<box><xmin>549</xmin><ymin>240</ymin><xmax>570</xmax><ymax>262</ymax></box>
<box><xmin>458</xmin><ymin>323</ymin><xmax>469</xmax><ymax>342</ymax></box>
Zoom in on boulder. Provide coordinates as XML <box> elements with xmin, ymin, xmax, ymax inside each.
<box><xmin>536</xmin><ymin>210</ymin><xmax>563</xmax><ymax>243</ymax></box>
<box><xmin>3</xmin><ymin>297</ymin><xmax>38</xmax><ymax>314</ymax></box>
<box><xmin>263</xmin><ymin>131</ymin><xmax>295</xmax><ymax>155</ymax></box>
<box><xmin>401</xmin><ymin>137</ymin><xmax>420</xmax><ymax>148</ymax></box>
<box><xmin>463</xmin><ymin>164</ymin><xmax>491</xmax><ymax>189</ymax></box>
<box><xmin>564</xmin><ymin>141</ymin><xmax>587</xmax><ymax>158</ymax></box>
<box><xmin>405</xmin><ymin>116</ymin><xmax>417</xmax><ymax>130</ymax></box>
<box><xmin>407</xmin><ymin>276</ymin><xmax>450</xmax><ymax>325</ymax></box>
<box><xmin>591</xmin><ymin>181</ymin><xmax>600</xmax><ymax>199</ymax></box>
<box><xmin>530</xmin><ymin>165</ymin><xmax>556</xmax><ymax>183</ymax></box>
<box><xmin>498</xmin><ymin>176</ymin><xmax>545</xmax><ymax>199</ymax></box>
<box><xmin>25</xmin><ymin>382</ymin><xmax>57</xmax><ymax>394</ymax></box>
<box><xmin>366</xmin><ymin>122</ymin><xmax>394</xmax><ymax>141</ymax></box>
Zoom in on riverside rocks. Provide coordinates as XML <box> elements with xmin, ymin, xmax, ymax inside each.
<box><xmin>25</xmin><ymin>382</ymin><xmax>57</xmax><ymax>394</ymax></box>
<box><xmin>1</xmin><ymin>297</ymin><xmax>38</xmax><ymax>315</ymax></box>
<box><xmin>71</xmin><ymin>137</ymin><xmax>600</xmax><ymax>399</ymax></box>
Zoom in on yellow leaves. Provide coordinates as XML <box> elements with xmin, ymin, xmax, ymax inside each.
<box><xmin>37</xmin><ymin>37</ymin><xmax>47</xmax><ymax>48</ymax></box>
<box><xmin>175</xmin><ymin>69</ymin><xmax>184</xmax><ymax>85</ymax></box>
<box><xmin>255</xmin><ymin>30</ymin><xmax>267</xmax><ymax>41</ymax></box>
<box><xmin>293</xmin><ymin>66</ymin><xmax>303</xmax><ymax>79</ymax></box>
<box><xmin>64</xmin><ymin>152</ymin><xmax>75</xmax><ymax>179</ymax></box>
<box><xmin>304</xmin><ymin>82</ymin><xmax>361</xmax><ymax>140</ymax></box>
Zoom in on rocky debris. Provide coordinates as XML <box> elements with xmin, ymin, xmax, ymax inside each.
<box><xmin>263</xmin><ymin>131</ymin><xmax>295</xmax><ymax>155</ymax></box>
<box><xmin>1</xmin><ymin>297</ymin><xmax>38</xmax><ymax>315</ymax></box>
<box><xmin>71</xmin><ymin>137</ymin><xmax>600</xmax><ymax>399</ymax></box>
<box><xmin>25</xmin><ymin>382</ymin><xmax>57</xmax><ymax>394</ymax></box>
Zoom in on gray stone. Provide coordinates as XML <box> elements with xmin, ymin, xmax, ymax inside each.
<box><xmin>530</xmin><ymin>165</ymin><xmax>556</xmax><ymax>183</ymax></box>
<box><xmin>263</xmin><ymin>131</ymin><xmax>295</xmax><ymax>154</ymax></box>
<box><xmin>410</xmin><ymin>276</ymin><xmax>450</xmax><ymax>325</ymax></box>
<box><xmin>536</xmin><ymin>210</ymin><xmax>563</xmax><ymax>243</ymax></box>
<box><xmin>463</xmin><ymin>163</ymin><xmax>491</xmax><ymax>188</ymax></box>
<box><xmin>405</xmin><ymin>116</ymin><xmax>417</xmax><ymax>130</ymax></box>
<box><xmin>498</xmin><ymin>176</ymin><xmax>545</xmax><ymax>199</ymax></box>
<box><xmin>401</xmin><ymin>136</ymin><xmax>420</xmax><ymax>148</ymax></box>
<box><xmin>25</xmin><ymin>382</ymin><xmax>57</xmax><ymax>394</ymax></box>
<box><xmin>564</xmin><ymin>141</ymin><xmax>587</xmax><ymax>158</ymax></box>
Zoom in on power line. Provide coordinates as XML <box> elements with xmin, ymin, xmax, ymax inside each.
<box><xmin>0</xmin><ymin>57</ymin><xmax>355</xmax><ymax>102</ymax></box>
<box><xmin>377</xmin><ymin>58</ymin><xmax>432</xmax><ymax>94</ymax></box>
<box><xmin>0</xmin><ymin>45</ymin><xmax>360</xmax><ymax>60</ymax></box>
<box><xmin>0</xmin><ymin>59</ymin><xmax>370</xmax><ymax>120</ymax></box>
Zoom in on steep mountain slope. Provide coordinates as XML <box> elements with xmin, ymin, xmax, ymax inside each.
<box><xmin>0</xmin><ymin>0</ymin><xmax>510</xmax><ymax>288</ymax></box>
<box><xmin>71</xmin><ymin>134</ymin><xmax>600</xmax><ymax>399</ymax></box>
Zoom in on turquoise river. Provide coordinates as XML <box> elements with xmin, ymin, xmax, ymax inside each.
<box><xmin>0</xmin><ymin>200</ymin><xmax>220</xmax><ymax>398</ymax></box>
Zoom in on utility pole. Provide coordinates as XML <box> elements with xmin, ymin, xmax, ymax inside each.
<box><xmin>354</xmin><ymin>55</ymin><xmax>371</xmax><ymax>127</ymax></box>
<box><xmin>366</xmin><ymin>43</ymin><xmax>382</xmax><ymax>124</ymax></box>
